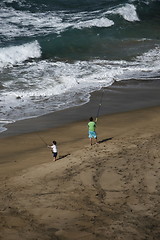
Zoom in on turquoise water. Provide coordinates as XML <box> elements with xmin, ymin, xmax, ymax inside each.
<box><xmin>0</xmin><ymin>0</ymin><xmax>160</xmax><ymax>132</ymax></box>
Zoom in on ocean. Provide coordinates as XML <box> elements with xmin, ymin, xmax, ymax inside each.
<box><xmin>0</xmin><ymin>0</ymin><xmax>160</xmax><ymax>133</ymax></box>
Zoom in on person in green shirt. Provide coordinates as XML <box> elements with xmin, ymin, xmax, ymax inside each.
<box><xmin>88</xmin><ymin>117</ymin><xmax>98</xmax><ymax>145</ymax></box>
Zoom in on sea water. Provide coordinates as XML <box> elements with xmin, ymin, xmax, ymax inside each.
<box><xmin>0</xmin><ymin>0</ymin><xmax>160</xmax><ymax>132</ymax></box>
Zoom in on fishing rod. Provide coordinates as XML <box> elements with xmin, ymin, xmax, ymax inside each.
<box><xmin>36</xmin><ymin>132</ymin><xmax>48</xmax><ymax>146</ymax></box>
<box><xmin>96</xmin><ymin>89</ymin><xmax>104</xmax><ymax>122</ymax></box>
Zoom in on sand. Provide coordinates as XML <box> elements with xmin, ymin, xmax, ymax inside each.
<box><xmin>0</xmin><ymin>105</ymin><xmax>160</xmax><ymax>240</ymax></box>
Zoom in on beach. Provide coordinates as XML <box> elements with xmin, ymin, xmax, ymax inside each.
<box><xmin>1</xmin><ymin>0</ymin><xmax>160</xmax><ymax>239</ymax></box>
<box><xmin>0</xmin><ymin>80</ymin><xmax>160</xmax><ymax>240</ymax></box>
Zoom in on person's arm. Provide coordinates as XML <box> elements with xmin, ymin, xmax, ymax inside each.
<box><xmin>48</xmin><ymin>144</ymin><xmax>53</xmax><ymax>149</ymax></box>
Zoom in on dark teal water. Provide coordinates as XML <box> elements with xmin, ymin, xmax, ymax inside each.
<box><xmin>0</xmin><ymin>0</ymin><xmax>160</xmax><ymax>132</ymax></box>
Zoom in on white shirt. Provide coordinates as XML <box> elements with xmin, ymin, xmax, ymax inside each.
<box><xmin>51</xmin><ymin>144</ymin><xmax>57</xmax><ymax>153</ymax></box>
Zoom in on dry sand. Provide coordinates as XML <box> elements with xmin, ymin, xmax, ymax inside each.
<box><xmin>0</xmin><ymin>106</ymin><xmax>160</xmax><ymax>240</ymax></box>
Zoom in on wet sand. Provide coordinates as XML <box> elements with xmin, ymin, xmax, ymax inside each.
<box><xmin>1</xmin><ymin>79</ymin><xmax>160</xmax><ymax>138</ymax></box>
<box><xmin>0</xmin><ymin>80</ymin><xmax>160</xmax><ymax>240</ymax></box>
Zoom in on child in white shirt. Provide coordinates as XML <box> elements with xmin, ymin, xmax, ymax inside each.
<box><xmin>48</xmin><ymin>140</ymin><xmax>58</xmax><ymax>161</ymax></box>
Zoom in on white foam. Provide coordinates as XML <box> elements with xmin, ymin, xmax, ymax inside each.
<box><xmin>0</xmin><ymin>7</ymin><xmax>67</xmax><ymax>39</ymax></box>
<box><xmin>0</xmin><ymin>41</ymin><xmax>41</xmax><ymax>69</ymax></box>
<box><xmin>114</xmin><ymin>46</ymin><xmax>160</xmax><ymax>80</ymax></box>
<box><xmin>0</xmin><ymin>5</ymin><xmax>114</xmax><ymax>41</ymax></box>
<box><xmin>0</xmin><ymin>59</ymin><xmax>116</xmax><ymax>122</ymax></box>
<box><xmin>136</xmin><ymin>46</ymin><xmax>160</xmax><ymax>65</ymax></box>
<box><xmin>0</xmin><ymin>1</ymin><xmax>141</xmax><ymax>44</ymax></box>
<box><xmin>0</xmin><ymin>119</ymin><xmax>14</xmax><ymax>133</ymax></box>
<box><xmin>1</xmin><ymin>0</ymin><xmax>25</xmax><ymax>5</ymax></box>
<box><xmin>0</xmin><ymin>119</ymin><xmax>14</xmax><ymax>124</ymax></box>
<box><xmin>108</xmin><ymin>4</ymin><xmax>140</xmax><ymax>22</ymax></box>
<box><xmin>74</xmin><ymin>17</ymin><xmax>114</xmax><ymax>29</ymax></box>
<box><xmin>3</xmin><ymin>0</ymin><xmax>19</xmax><ymax>2</ymax></box>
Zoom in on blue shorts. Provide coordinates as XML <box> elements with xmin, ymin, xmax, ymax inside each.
<box><xmin>52</xmin><ymin>152</ymin><xmax>57</xmax><ymax>157</ymax></box>
<box><xmin>88</xmin><ymin>131</ymin><xmax>97</xmax><ymax>139</ymax></box>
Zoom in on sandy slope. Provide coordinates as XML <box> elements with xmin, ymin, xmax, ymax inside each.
<box><xmin>0</xmin><ymin>106</ymin><xmax>160</xmax><ymax>240</ymax></box>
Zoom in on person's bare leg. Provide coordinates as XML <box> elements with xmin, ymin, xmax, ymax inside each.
<box><xmin>53</xmin><ymin>154</ymin><xmax>57</xmax><ymax>161</ymax></box>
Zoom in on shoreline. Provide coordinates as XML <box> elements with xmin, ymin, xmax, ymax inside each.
<box><xmin>1</xmin><ymin>79</ymin><xmax>160</xmax><ymax>138</ymax></box>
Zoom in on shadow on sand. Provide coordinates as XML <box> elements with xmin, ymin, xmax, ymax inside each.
<box><xmin>58</xmin><ymin>154</ymin><xmax>70</xmax><ymax>160</ymax></box>
<box><xmin>57</xmin><ymin>138</ymin><xmax>112</xmax><ymax>161</ymax></box>
<box><xmin>98</xmin><ymin>137</ymin><xmax>113</xmax><ymax>144</ymax></box>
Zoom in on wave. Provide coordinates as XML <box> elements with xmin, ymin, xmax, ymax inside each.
<box><xmin>74</xmin><ymin>17</ymin><xmax>114</xmax><ymax>29</ymax></box>
<box><xmin>115</xmin><ymin>46</ymin><xmax>160</xmax><ymax>81</ymax></box>
<box><xmin>107</xmin><ymin>3</ymin><xmax>140</xmax><ymax>22</ymax></box>
<box><xmin>1</xmin><ymin>0</ymin><xmax>160</xmax><ymax>45</ymax></box>
<box><xmin>0</xmin><ymin>7</ymin><xmax>115</xmax><ymax>41</ymax></box>
<box><xmin>136</xmin><ymin>45</ymin><xmax>160</xmax><ymax>70</ymax></box>
<box><xmin>0</xmin><ymin>41</ymin><xmax>41</xmax><ymax>69</ymax></box>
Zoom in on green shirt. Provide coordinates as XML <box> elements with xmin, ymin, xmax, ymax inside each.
<box><xmin>88</xmin><ymin>121</ymin><xmax>96</xmax><ymax>131</ymax></box>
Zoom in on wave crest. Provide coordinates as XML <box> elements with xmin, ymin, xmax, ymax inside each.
<box><xmin>108</xmin><ymin>4</ymin><xmax>140</xmax><ymax>22</ymax></box>
<box><xmin>0</xmin><ymin>40</ymin><xmax>41</xmax><ymax>69</ymax></box>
